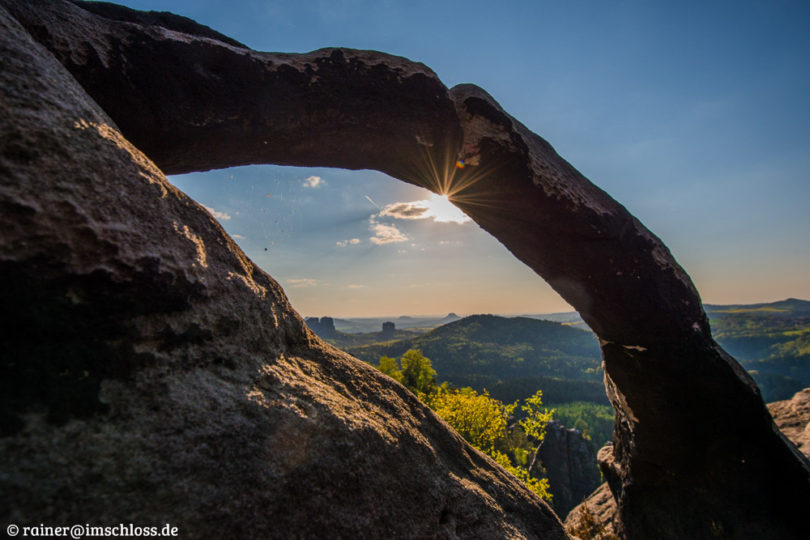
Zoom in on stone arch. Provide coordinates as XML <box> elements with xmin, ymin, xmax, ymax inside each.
<box><xmin>6</xmin><ymin>0</ymin><xmax>809</xmax><ymax>537</ymax></box>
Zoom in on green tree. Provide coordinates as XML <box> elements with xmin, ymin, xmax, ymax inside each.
<box><xmin>429</xmin><ymin>386</ymin><xmax>552</xmax><ymax>502</ymax></box>
<box><xmin>373</xmin><ymin>350</ymin><xmax>553</xmax><ymax>502</ymax></box>
<box><xmin>376</xmin><ymin>355</ymin><xmax>403</xmax><ymax>384</ymax></box>
<box><xmin>520</xmin><ymin>390</ymin><xmax>554</xmax><ymax>476</ymax></box>
<box><xmin>429</xmin><ymin>386</ymin><xmax>514</xmax><ymax>452</ymax></box>
<box><xmin>399</xmin><ymin>349</ymin><xmax>436</xmax><ymax>395</ymax></box>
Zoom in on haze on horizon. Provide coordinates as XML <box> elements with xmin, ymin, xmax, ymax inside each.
<box><xmin>116</xmin><ymin>0</ymin><xmax>810</xmax><ymax>318</ymax></box>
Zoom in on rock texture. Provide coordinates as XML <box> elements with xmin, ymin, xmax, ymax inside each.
<box><xmin>568</xmin><ymin>389</ymin><xmax>810</xmax><ymax>537</ymax></box>
<box><xmin>564</xmin><ymin>483</ymin><xmax>619</xmax><ymax>540</ymax></box>
<box><xmin>0</xmin><ymin>4</ymin><xmax>566</xmax><ymax>538</ymax></box>
<box><xmin>767</xmin><ymin>388</ymin><xmax>810</xmax><ymax>458</ymax></box>
<box><xmin>538</xmin><ymin>422</ymin><xmax>601</xmax><ymax>517</ymax></box>
<box><xmin>3</xmin><ymin>0</ymin><xmax>810</xmax><ymax>537</ymax></box>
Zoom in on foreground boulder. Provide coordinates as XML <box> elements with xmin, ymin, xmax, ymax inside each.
<box><xmin>3</xmin><ymin>0</ymin><xmax>810</xmax><ymax>537</ymax></box>
<box><xmin>0</xmin><ymin>5</ymin><xmax>566</xmax><ymax>538</ymax></box>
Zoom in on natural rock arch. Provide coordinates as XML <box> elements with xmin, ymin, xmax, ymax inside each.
<box><xmin>3</xmin><ymin>0</ymin><xmax>810</xmax><ymax>537</ymax></box>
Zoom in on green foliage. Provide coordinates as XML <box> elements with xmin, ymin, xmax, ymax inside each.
<box><xmin>376</xmin><ymin>356</ymin><xmax>403</xmax><ymax>384</ymax></box>
<box><xmin>400</xmin><ymin>349</ymin><xmax>437</xmax><ymax>395</ymax></box>
<box><xmin>351</xmin><ymin>315</ymin><xmax>603</xmax><ymax>404</ymax></box>
<box><xmin>707</xmin><ymin>300</ymin><xmax>810</xmax><ymax>395</ymax></box>
<box><xmin>428</xmin><ymin>386</ymin><xmax>514</xmax><ymax>452</ymax></box>
<box><xmin>379</xmin><ymin>358</ymin><xmax>556</xmax><ymax>503</ymax></box>
<box><xmin>520</xmin><ymin>390</ymin><xmax>554</xmax><ymax>443</ymax></box>
<box><xmin>550</xmin><ymin>401</ymin><xmax>615</xmax><ymax>446</ymax></box>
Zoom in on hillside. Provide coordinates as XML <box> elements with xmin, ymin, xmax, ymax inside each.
<box><xmin>347</xmin><ymin>314</ymin><xmax>604</xmax><ymax>403</ymax></box>
<box><xmin>707</xmin><ymin>298</ymin><xmax>810</xmax><ymax>401</ymax></box>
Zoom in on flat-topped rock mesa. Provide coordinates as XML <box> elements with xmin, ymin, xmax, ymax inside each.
<box><xmin>2</xmin><ymin>0</ymin><xmax>809</xmax><ymax>538</ymax></box>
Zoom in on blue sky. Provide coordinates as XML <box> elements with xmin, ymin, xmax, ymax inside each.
<box><xmin>115</xmin><ymin>0</ymin><xmax>810</xmax><ymax>317</ymax></box>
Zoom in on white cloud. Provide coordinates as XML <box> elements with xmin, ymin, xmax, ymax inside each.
<box><xmin>370</xmin><ymin>222</ymin><xmax>408</xmax><ymax>245</ymax></box>
<box><xmin>347</xmin><ymin>284</ymin><xmax>365</xmax><ymax>289</ymax></box>
<box><xmin>378</xmin><ymin>200</ymin><xmax>431</xmax><ymax>220</ymax></box>
<box><xmin>232</xmin><ymin>234</ymin><xmax>246</xmax><ymax>239</ymax></box>
<box><xmin>336</xmin><ymin>238</ymin><xmax>361</xmax><ymax>247</ymax></box>
<box><xmin>203</xmin><ymin>205</ymin><xmax>231</xmax><ymax>221</ymax></box>
<box><xmin>378</xmin><ymin>193</ymin><xmax>470</xmax><ymax>224</ymax></box>
<box><xmin>302</xmin><ymin>175</ymin><xmax>324</xmax><ymax>189</ymax></box>
<box><xmin>286</xmin><ymin>278</ymin><xmax>321</xmax><ymax>288</ymax></box>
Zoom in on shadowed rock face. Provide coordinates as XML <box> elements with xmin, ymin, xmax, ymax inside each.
<box><xmin>538</xmin><ymin>422</ymin><xmax>601</xmax><ymax>517</ymax></box>
<box><xmin>2</xmin><ymin>0</ymin><xmax>809</xmax><ymax>537</ymax></box>
<box><xmin>567</xmin><ymin>389</ymin><xmax>810</xmax><ymax>537</ymax></box>
<box><xmin>0</xmin><ymin>4</ymin><xmax>565</xmax><ymax>538</ymax></box>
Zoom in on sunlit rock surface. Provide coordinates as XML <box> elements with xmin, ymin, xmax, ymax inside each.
<box><xmin>3</xmin><ymin>0</ymin><xmax>810</xmax><ymax>537</ymax></box>
<box><xmin>0</xmin><ymin>4</ymin><xmax>566</xmax><ymax>538</ymax></box>
<box><xmin>768</xmin><ymin>388</ymin><xmax>810</xmax><ymax>458</ymax></box>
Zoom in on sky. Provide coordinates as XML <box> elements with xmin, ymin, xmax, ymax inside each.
<box><xmin>115</xmin><ymin>0</ymin><xmax>810</xmax><ymax>318</ymax></box>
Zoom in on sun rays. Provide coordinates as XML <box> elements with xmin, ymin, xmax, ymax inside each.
<box><xmin>408</xmin><ymin>132</ymin><xmax>508</xmax><ymax>220</ymax></box>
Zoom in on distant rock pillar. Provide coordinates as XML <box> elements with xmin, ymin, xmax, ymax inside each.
<box><xmin>381</xmin><ymin>321</ymin><xmax>395</xmax><ymax>340</ymax></box>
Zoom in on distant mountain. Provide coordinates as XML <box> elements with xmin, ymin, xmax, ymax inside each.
<box><xmin>347</xmin><ymin>314</ymin><xmax>603</xmax><ymax>400</ymax></box>
<box><xmin>705</xmin><ymin>298</ymin><xmax>810</xmax><ymax>316</ymax></box>
<box><xmin>706</xmin><ymin>299</ymin><xmax>810</xmax><ymax>401</ymax></box>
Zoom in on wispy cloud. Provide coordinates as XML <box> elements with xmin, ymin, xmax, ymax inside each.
<box><xmin>232</xmin><ymin>234</ymin><xmax>246</xmax><ymax>239</ymax></box>
<box><xmin>378</xmin><ymin>194</ymin><xmax>471</xmax><ymax>224</ymax></box>
<box><xmin>286</xmin><ymin>278</ymin><xmax>321</xmax><ymax>288</ymax></box>
<box><xmin>379</xmin><ymin>200</ymin><xmax>431</xmax><ymax>220</ymax></box>
<box><xmin>204</xmin><ymin>205</ymin><xmax>231</xmax><ymax>221</ymax></box>
<box><xmin>347</xmin><ymin>284</ymin><xmax>365</xmax><ymax>289</ymax></box>
<box><xmin>370</xmin><ymin>221</ymin><xmax>408</xmax><ymax>245</ymax></box>
<box><xmin>336</xmin><ymin>238</ymin><xmax>361</xmax><ymax>247</ymax></box>
<box><xmin>302</xmin><ymin>176</ymin><xmax>324</xmax><ymax>188</ymax></box>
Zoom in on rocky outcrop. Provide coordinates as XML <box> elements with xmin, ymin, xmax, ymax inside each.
<box><xmin>305</xmin><ymin>316</ymin><xmax>337</xmax><ymax>339</ymax></box>
<box><xmin>538</xmin><ymin>422</ymin><xmax>601</xmax><ymax>517</ymax></box>
<box><xmin>768</xmin><ymin>388</ymin><xmax>810</xmax><ymax>458</ymax></box>
<box><xmin>567</xmin><ymin>390</ymin><xmax>810</xmax><ymax>537</ymax></box>
<box><xmin>3</xmin><ymin>0</ymin><xmax>810</xmax><ymax>537</ymax></box>
<box><xmin>564</xmin><ymin>483</ymin><xmax>619</xmax><ymax>540</ymax></box>
<box><xmin>0</xmin><ymin>5</ymin><xmax>566</xmax><ymax>538</ymax></box>
<box><xmin>382</xmin><ymin>321</ymin><xmax>396</xmax><ymax>340</ymax></box>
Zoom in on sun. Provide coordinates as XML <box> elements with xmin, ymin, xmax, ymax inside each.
<box><xmin>425</xmin><ymin>193</ymin><xmax>471</xmax><ymax>224</ymax></box>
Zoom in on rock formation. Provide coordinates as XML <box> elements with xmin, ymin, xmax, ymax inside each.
<box><xmin>305</xmin><ymin>316</ymin><xmax>336</xmax><ymax>339</ymax></box>
<box><xmin>768</xmin><ymin>387</ymin><xmax>810</xmax><ymax>457</ymax></box>
<box><xmin>538</xmin><ymin>422</ymin><xmax>601</xmax><ymax>517</ymax></box>
<box><xmin>0</xmin><ymin>4</ymin><xmax>566</xmax><ymax>538</ymax></box>
<box><xmin>2</xmin><ymin>0</ymin><xmax>809</xmax><ymax>537</ymax></box>
<box><xmin>381</xmin><ymin>321</ymin><xmax>396</xmax><ymax>340</ymax></box>
<box><xmin>566</xmin><ymin>388</ymin><xmax>810</xmax><ymax>537</ymax></box>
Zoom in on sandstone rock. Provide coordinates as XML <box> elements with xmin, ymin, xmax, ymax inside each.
<box><xmin>564</xmin><ymin>483</ymin><xmax>618</xmax><ymax>540</ymax></box>
<box><xmin>768</xmin><ymin>388</ymin><xmax>810</xmax><ymax>458</ymax></box>
<box><xmin>4</xmin><ymin>0</ymin><xmax>810</xmax><ymax>537</ymax></box>
<box><xmin>567</xmin><ymin>391</ymin><xmax>810</xmax><ymax>538</ymax></box>
<box><xmin>538</xmin><ymin>422</ymin><xmax>601</xmax><ymax>517</ymax></box>
<box><xmin>305</xmin><ymin>316</ymin><xmax>337</xmax><ymax>339</ymax></box>
<box><xmin>0</xmin><ymin>5</ymin><xmax>566</xmax><ymax>538</ymax></box>
<box><xmin>382</xmin><ymin>321</ymin><xmax>396</xmax><ymax>340</ymax></box>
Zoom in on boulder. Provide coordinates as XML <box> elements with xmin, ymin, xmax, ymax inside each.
<box><xmin>3</xmin><ymin>0</ymin><xmax>810</xmax><ymax>537</ymax></box>
<box><xmin>0</xmin><ymin>4</ymin><xmax>566</xmax><ymax>538</ymax></box>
